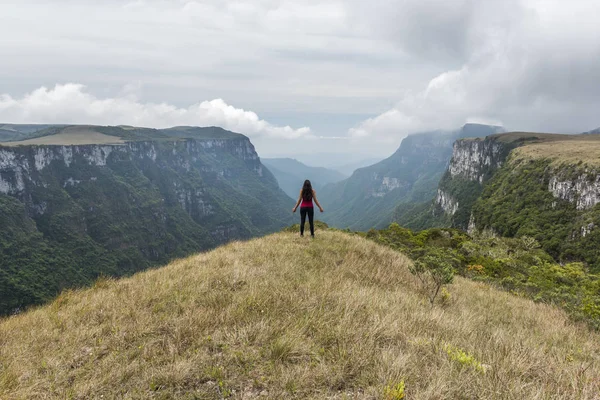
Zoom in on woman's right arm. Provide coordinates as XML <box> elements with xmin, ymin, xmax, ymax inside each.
<box><xmin>292</xmin><ymin>190</ymin><xmax>302</xmax><ymax>212</ymax></box>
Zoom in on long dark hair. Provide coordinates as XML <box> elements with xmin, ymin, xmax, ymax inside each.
<box><xmin>302</xmin><ymin>180</ymin><xmax>313</xmax><ymax>201</ymax></box>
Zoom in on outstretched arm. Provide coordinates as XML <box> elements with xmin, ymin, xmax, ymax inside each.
<box><xmin>313</xmin><ymin>190</ymin><xmax>324</xmax><ymax>212</ymax></box>
<box><xmin>292</xmin><ymin>190</ymin><xmax>302</xmax><ymax>212</ymax></box>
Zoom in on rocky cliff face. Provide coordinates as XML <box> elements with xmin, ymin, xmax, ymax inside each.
<box><xmin>0</xmin><ymin>138</ymin><xmax>262</xmax><ymax>197</ymax></box>
<box><xmin>390</xmin><ymin>124</ymin><xmax>505</xmax><ymax>230</ymax></box>
<box><xmin>548</xmin><ymin>172</ymin><xmax>600</xmax><ymax>211</ymax></box>
<box><xmin>546</xmin><ymin>169</ymin><xmax>600</xmax><ymax>242</ymax></box>
<box><xmin>369</xmin><ymin>174</ymin><xmax>406</xmax><ymax>198</ymax></box>
<box><xmin>432</xmin><ymin>137</ymin><xmax>514</xmax><ymax>229</ymax></box>
<box><xmin>320</xmin><ymin>125</ymin><xmax>505</xmax><ymax>231</ymax></box>
<box><xmin>439</xmin><ymin>135</ymin><xmax>600</xmax><ymax>222</ymax></box>
<box><xmin>448</xmin><ymin>139</ymin><xmax>506</xmax><ymax>183</ymax></box>
<box><xmin>0</xmin><ymin>134</ymin><xmax>292</xmax><ymax>314</ymax></box>
<box><xmin>435</xmin><ymin>189</ymin><xmax>459</xmax><ymax>216</ymax></box>
<box><xmin>429</xmin><ymin>132</ymin><xmax>600</xmax><ymax>268</ymax></box>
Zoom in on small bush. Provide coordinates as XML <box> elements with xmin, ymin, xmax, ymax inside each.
<box><xmin>366</xmin><ymin>223</ymin><xmax>600</xmax><ymax>330</ymax></box>
<box><xmin>410</xmin><ymin>251</ymin><xmax>455</xmax><ymax>305</ymax></box>
<box><xmin>440</xmin><ymin>287</ymin><xmax>451</xmax><ymax>306</ymax></box>
<box><xmin>383</xmin><ymin>380</ymin><xmax>405</xmax><ymax>400</ymax></box>
<box><xmin>444</xmin><ymin>344</ymin><xmax>486</xmax><ymax>374</ymax></box>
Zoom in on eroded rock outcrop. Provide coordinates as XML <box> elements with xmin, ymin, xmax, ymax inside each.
<box><xmin>435</xmin><ymin>189</ymin><xmax>459</xmax><ymax>216</ymax></box>
<box><xmin>0</xmin><ymin>138</ymin><xmax>262</xmax><ymax>197</ymax></box>
<box><xmin>448</xmin><ymin>139</ymin><xmax>507</xmax><ymax>183</ymax></box>
<box><xmin>548</xmin><ymin>173</ymin><xmax>600</xmax><ymax>210</ymax></box>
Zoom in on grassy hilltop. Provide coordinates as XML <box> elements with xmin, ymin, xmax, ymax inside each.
<box><xmin>1</xmin><ymin>230</ymin><xmax>599</xmax><ymax>399</ymax></box>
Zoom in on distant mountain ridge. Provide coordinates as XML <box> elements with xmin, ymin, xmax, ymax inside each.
<box><xmin>0</xmin><ymin>124</ymin><xmax>67</xmax><ymax>142</ymax></box>
<box><xmin>287</xmin><ymin>153</ymin><xmax>383</xmax><ymax>176</ymax></box>
<box><xmin>261</xmin><ymin>158</ymin><xmax>347</xmax><ymax>199</ymax></box>
<box><xmin>0</xmin><ymin>124</ymin><xmax>293</xmax><ymax>314</ymax></box>
<box><xmin>332</xmin><ymin>158</ymin><xmax>384</xmax><ymax>176</ymax></box>
<box><xmin>319</xmin><ymin>123</ymin><xmax>505</xmax><ymax>230</ymax></box>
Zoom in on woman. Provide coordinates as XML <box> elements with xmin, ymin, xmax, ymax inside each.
<box><xmin>292</xmin><ymin>180</ymin><xmax>324</xmax><ymax>237</ymax></box>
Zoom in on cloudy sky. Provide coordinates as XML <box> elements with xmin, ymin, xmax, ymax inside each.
<box><xmin>1</xmin><ymin>0</ymin><xmax>599</xmax><ymax>158</ymax></box>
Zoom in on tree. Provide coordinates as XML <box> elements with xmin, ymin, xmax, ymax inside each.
<box><xmin>410</xmin><ymin>250</ymin><xmax>455</xmax><ymax>305</ymax></box>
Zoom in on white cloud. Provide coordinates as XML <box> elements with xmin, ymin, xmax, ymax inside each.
<box><xmin>0</xmin><ymin>84</ymin><xmax>312</xmax><ymax>140</ymax></box>
<box><xmin>1</xmin><ymin>0</ymin><xmax>600</xmax><ymax>156</ymax></box>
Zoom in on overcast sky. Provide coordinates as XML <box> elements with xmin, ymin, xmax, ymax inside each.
<box><xmin>1</xmin><ymin>0</ymin><xmax>599</xmax><ymax>158</ymax></box>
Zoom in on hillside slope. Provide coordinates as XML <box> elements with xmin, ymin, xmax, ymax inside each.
<box><xmin>320</xmin><ymin>124</ymin><xmax>504</xmax><ymax>231</ymax></box>
<box><xmin>423</xmin><ymin>132</ymin><xmax>600</xmax><ymax>268</ymax></box>
<box><xmin>261</xmin><ymin>158</ymin><xmax>347</xmax><ymax>199</ymax></box>
<box><xmin>1</xmin><ymin>231</ymin><xmax>599</xmax><ymax>399</ymax></box>
<box><xmin>0</xmin><ymin>125</ymin><xmax>293</xmax><ymax>314</ymax></box>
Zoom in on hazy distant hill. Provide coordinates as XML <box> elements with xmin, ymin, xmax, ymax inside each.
<box><xmin>0</xmin><ymin>124</ymin><xmax>67</xmax><ymax>142</ymax></box>
<box><xmin>262</xmin><ymin>158</ymin><xmax>347</xmax><ymax>199</ymax></box>
<box><xmin>288</xmin><ymin>152</ymin><xmax>383</xmax><ymax>176</ymax></box>
<box><xmin>583</xmin><ymin>127</ymin><xmax>600</xmax><ymax>134</ymax></box>
<box><xmin>319</xmin><ymin>124</ymin><xmax>505</xmax><ymax>230</ymax></box>
<box><xmin>331</xmin><ymin>157</ymin><xmax>383</xmax><ymax>176</ymax></box>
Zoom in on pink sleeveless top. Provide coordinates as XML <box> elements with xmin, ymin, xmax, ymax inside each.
<box><xmin>301</xmin><ymin>194</ymin><xmax>313</xmax><ymax>208</ymax></box>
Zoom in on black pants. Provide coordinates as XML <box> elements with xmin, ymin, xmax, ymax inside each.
<box><xmin>300</xmin><ymin>207</ymin><xmax>314</xmax><ymax>236</ymax></box>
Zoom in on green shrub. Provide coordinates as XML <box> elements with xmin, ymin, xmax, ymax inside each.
<box><xmin>363</xmin><ymin>223</ymin><xmax>600</xmax><ymax>330</ymax></box>
<box><xmin>383</xmin><ymin>380</ymin><xmax>405</xmax><ymax>400</ymax></box>
<box><xmin>444</xmin><ymin>344</ymin><xmax>486</xmax><ymax>374</ymax></box>
<box><xmin>409</xmin><ymin>250</ymin><xmax>455</xmax><ymax>305</ymax></box>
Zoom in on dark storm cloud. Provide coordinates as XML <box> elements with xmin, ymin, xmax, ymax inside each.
<box><xmin>349</xmin><ymin>0</ymin><xmax>600</xmax><ymax>144</ymax></box>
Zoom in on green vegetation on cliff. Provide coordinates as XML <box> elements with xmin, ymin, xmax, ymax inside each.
<box><xmin>0</xmin><ymin>128</ymin><xmax>293</xmax><ymax>315</ymax></box>
<box><xmin>398</xmin><ymin>133</ymin><xmax>600</xmax><ymax>272</ymax></box>
<box><xmin>1</xmin><ymin>231</ymin><xmax>599</xmax><ymax>399</ymax></box>
<box><xmin>366</xmin><ymin>223</ymin><xmax>600</xmax><ymax>330</ymax></box>
<box><xmin>320</xmin><ymin>124</ymin><xmax>504</xmax><ymax>231</ymax></box>
<box><xmin>471</xmin><ymin>157</ymin><xmax>600</xmax><ymax>269</ymax></box>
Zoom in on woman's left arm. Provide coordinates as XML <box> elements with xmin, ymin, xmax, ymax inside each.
<box><xmin>313</xmin><ymin>190</ymin><xmax>324</xmax><ymax>212</ymax></box>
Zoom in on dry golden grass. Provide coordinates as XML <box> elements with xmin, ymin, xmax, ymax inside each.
<box><xmin>3</xmin><ymin>127</ymin><xmax>124</xmax><ymax>146</ymax></box>
<box><xmin>491</xmin><ymin>132</ymin><xmax>597</xmax><ymax>143</ymax></box>
<box><xmin>1</xmin><ymin>231</ymin><xmax>599</xmax><ymax>399</ymax></box>
<box><xmin>511</xmin><ymin>140</ymin><xmax>600</xmax><ymax>166</ymax></box>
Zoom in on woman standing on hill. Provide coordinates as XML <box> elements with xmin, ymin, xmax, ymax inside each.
<box><xmin>292</xmin><ymin>180</ymin><xmax>324</xmax><ymax>237</ymax></box>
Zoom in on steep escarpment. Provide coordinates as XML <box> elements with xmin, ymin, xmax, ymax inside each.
<box><xmin>471</xmin><ymin>153</ymin><xmax>600</xmax><ymax>268</ymax></box>
<box><xmin>431</xmin><ymin>136</ymin><xmax>516</xmax><ymax>229</ymax></box>
<box><xmin>429</xmin><ymin>132</ymin><xmax>600</xmax><ymax>269</ymax></box>
<box><xmin>548</xmin><ymin>171</ymin><xmax>600</xmax><ymax>211</ymax></box>
<box><xmin>321</xmin><ymin>124</ymin><xmax>504</xmax><ymax>230</ymax></box>
<box><xmin>0</xmin><ymin>129</ymin><xmax>293</xmax><ymax>314</ymax></box>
